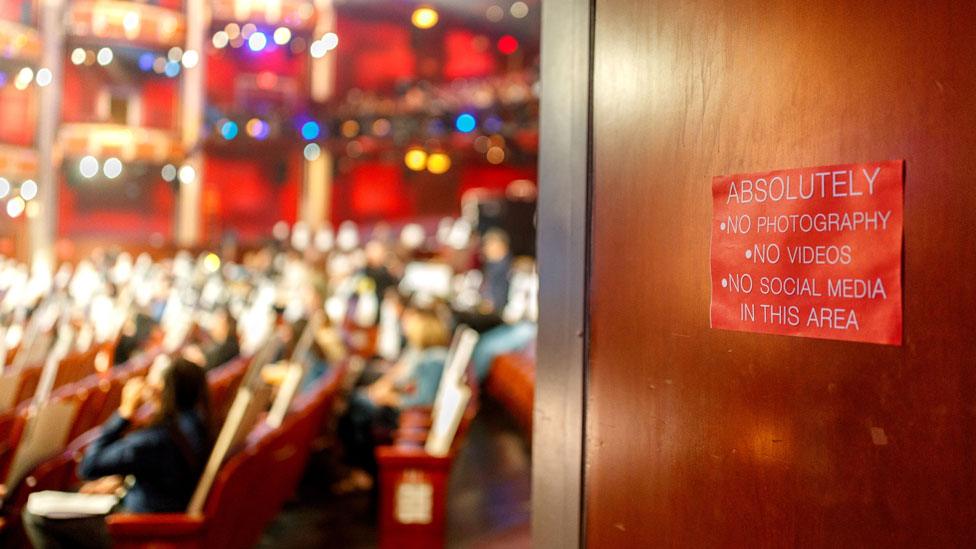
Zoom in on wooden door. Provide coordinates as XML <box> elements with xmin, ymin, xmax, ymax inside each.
<box><xmin>586</xmin><ymin>1</ymin><xmax>976</xmax><ymax>546</ymax></box>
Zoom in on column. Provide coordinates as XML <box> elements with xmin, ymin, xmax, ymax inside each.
<box><xmin>31</xmin><ymin>0</ymin><xmax>66</xmax><ymax>267</ymax></box>
<box><xmin>177</xmin><ymin>0</ymin><xmax>208</xmax><ymax>247</ymax></box>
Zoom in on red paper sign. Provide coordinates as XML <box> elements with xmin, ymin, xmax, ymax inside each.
<box><xmin>710</xmin><ymin>160</ymin><xmax>903</xmax><ymax>345</ymax></box>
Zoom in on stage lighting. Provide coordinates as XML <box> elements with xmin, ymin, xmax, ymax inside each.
<box><xmin>427</xmin><ymin>153</ymin><xmax>451</xmax><ymax>174</ymax></box>
<box><xmin>79</xmin><ymin>156</ymin><xmax>99</xmax><ymax>178</ymax></box>
<box><xmin>96</xmin><ymin>47</ymin><xmax>113</xmax><ymax>66</ymax></box>
<box><xmin>274</xmin><ymin>27</ymin><xmax>291</xmax><ymax>45</ymax></box>
<box><xmin>404</xmin><ymin>148</ymin><xmax>427</xmax><ymax>171</ymax></box>
<box><xmin>248</xmin><ymin>32</ymin><xmax>268</xmax><ymax>52</ymax></box>
<box><xmin>20</xmin><ymin>179</ymin><xmax>37</xmax><ymax>200</ymax></box>
<box><xmin>301</xmin><ymin>121</ymin><xmax>320</xmax><ymax>140</ymax></box>
<box><xmin>412</xmin><ymin>6</ymin><xmax>439</xmax><ymax>29</ymax></box>
<box><xmin>455</xmin><ymin>114</ymin><xmax>477</xmax><ymax>133</ymax></box>
<box><xmin>103</xmin><ymin>158</ymin><xmax>123</xmax><ymax>179</ymax></box>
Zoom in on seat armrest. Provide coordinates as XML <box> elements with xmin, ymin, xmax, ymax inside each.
<box><xmin>375</xmin><ymin>445</ymin><xmax>453</xmax><ymax>470</ymax></box>
<box><xmin>106</xmin><ymin>513</ymin><xmax>205</xmax><ymax>537</ymax></box>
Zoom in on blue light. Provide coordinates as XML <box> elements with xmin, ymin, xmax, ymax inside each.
<box><xmin>484</xmin><ymin>115</ymin><xmax>503</xmax><ymax>133</ymax></box>
<box><xmin>248</xmin><ymin>32</ymin><xmax>268</xmax><ymax>52</ymax></box>
<box><xmin>164</xmin><ymin>61</ymin><xmax>180</xmax><ymax>77</ymax></box>
<box><xmin>455</xmin><ymin>113</ymin><xmax>477</xmax><ymax>133</ymax></box>
<box><xmin>220</xmin><ymin>121</ymin><xmax>239</xmax><ymax>140</ymax></box>
<box><xmin>138</xmin><ymin>53</ymin><xmax>154</xmax><ymax>72</ymax></box>
<box><xmin>301</xmin><ymin>121</ymin><xmax>320</xmax><ymax>140</ymax></box>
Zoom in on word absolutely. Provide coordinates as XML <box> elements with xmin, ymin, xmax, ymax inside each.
<box><xmin>726</xmin><ymin>167</ymin><xmax>882</xmax><ymax>204</ymax></box>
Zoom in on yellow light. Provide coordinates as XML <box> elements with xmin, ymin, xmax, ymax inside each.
<box><xmin>204</xmin><ymin>253</ymin><xmax>221</xmax><ymax>273</ymax></box>
<box><xmin>426</xmin><ymin>152</ymin><xmax>451</xmax><ymax>174</ymax></box>
<box><xmin>411</xmin><ymin>6</ymin><xmax>439</xmax><ymax>29</ymax></box>
<box><xmin>246</xmin><ymin>118</ymin><xmax>263</xmax><ymax>137</ymax></box>
<box><xmin>404</xmin><ymin>148</ymin><xmax>428</xmax><ymax>171</ymax></box>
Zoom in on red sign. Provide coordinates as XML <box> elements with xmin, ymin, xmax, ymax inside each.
<box><xmin>710</xmin><ymin>160</ymin><xmax>903</xmax><ymax>345</ymax></box>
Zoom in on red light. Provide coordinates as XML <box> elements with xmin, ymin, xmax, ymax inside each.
<box><xmin>497</xmin><ymin>35</ymin><xmax>519</xmax><ymax>55</ymax></box>
<box><xmin>256</xmin><ymin>71</ymin><xmax>278</xmax><ymax>90</ymax></box>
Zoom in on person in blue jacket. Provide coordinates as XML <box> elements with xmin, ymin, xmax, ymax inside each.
<box><xmin>23</xmin><ymin>357</ymin><xmax>213</xmax><ymax>548</ymax></box>
<box><xmin>335</xmin><ymin>305</ymin><xmax>450</xmax><ymax>493</ymax></box>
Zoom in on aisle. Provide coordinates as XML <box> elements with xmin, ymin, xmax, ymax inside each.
<box><xmin>259</xmin><ymin>398</ymin><xmax>532</xmax><ymax>548</ymax></box>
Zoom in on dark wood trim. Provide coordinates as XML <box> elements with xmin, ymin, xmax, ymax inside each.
<box><xmin>532</xmin><ymin>0</ymin><xmax>593</xmax><ymax>547</ymax></box>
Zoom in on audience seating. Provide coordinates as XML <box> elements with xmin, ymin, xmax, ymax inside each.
<box><xmin>104</xmin><ymin>365</ymin><xmax>346</xmax><ymax>549</ymax></box>
<box><xmin>484</xmin><ymin>351</ymin><xmax>535</xmax><ymax>437</ymax></box>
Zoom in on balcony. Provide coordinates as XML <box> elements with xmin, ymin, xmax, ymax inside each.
<box><xmin>59</xmin><ymin>123</ymin><xmax>182</xmax><ymax>164</ymax></box>
<box><xmin>68</xmin><ymin>1</ymin><xmax>185</xmax><ymax>49</ymax></box>
<box><xmin>0</xmin><ymin>144</ymin><xmax>37</xmax><ymax>181</ymax></box>
<box><xmin>0</xmin><ymin>19</ymin><xmax>41</xmax><ymax>66</ymax></box>
<box><xmin>211</xmin><ymin>0</ymin><xmax>316</xmax><ymax>31</ymax></box>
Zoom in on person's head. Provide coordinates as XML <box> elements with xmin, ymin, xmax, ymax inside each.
<box><xmin>365</xmin><ymin>240</ymin><xmax>388</xmax><ymax>268</ymax></box>
<box><xmin>210</xmin><ymin>307</ymin><xmax>237</xmax><ymax>343</ymax></box>
<box><xmin>402</xmin><ymin>306</ymin><xmax>450</xmax><ymax>350</ymax></box>
<box><xmin>149</xmin><ymin>357</ymin><xmax>211</xmax><ymax>427</ymax></box>
<box><xmin>482</xmin><ymin>229</ymin><xmax>510</xmax><ymax>263</ymax></box>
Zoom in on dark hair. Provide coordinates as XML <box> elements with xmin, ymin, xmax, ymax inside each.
<box><xmin>154</xmin><ymin>358</ymin><xmax>213</xmax><ymax>441</ymax></box>
<box><xmin>217</xmin><ymin>307</ymin><xmax>238</xmax><ymax>344</ymax></box>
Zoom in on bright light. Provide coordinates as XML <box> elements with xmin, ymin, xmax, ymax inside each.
<box><xmin>181</xmin><ymin>50</ymin><xmax>199</xmax><ymax>68</ymax></box>
<box><xmin>177</xmin><ymin>165</ymin><xmax>196</xmax><ymax>184</ymax></box>
<box><xmin>35</xmin><ymin>68</ymin><xmax>52</xmax><ymax>87</ymax></box>
<box><xmin>404</xmin><ymin>148</ymin><xmax>427</xmax><ymax>171</ymax></box>
<box><xmin>248</xmin><ymin>31</ymin><xmax>268</xmax><ymax>52</ymax></box>
<box><xmin>455</xmin><ymin>113</ymin><xmax>476</xmax><ymax>133</ymax></box>
<box><xmin>411</xmin><ymin>6</ymin><xmax>439</xmax><ymax>29</ymax></box>
<box><xmin>301</xmin><ymin>121</ymin><xmax>320</xmax><ymax>140</ymax></box>
<box><xmin>161</xmin><ymin>164</ymin><xmax>177</xmax><ymax>181</ymax></box>
<box><xmin>13</xmin><ymin>67</ymin><xmax>33</xmax><ymax>90</ymax></box>
<box><xmin>497</xmin><ymin>35</ymin><xmax>519</xmax><ymax>55</ymax></box>
<box><xmin>164</xmin><ymin>61</ymin><xmax>180</xmax><ymax>77</ymax></box>
<box><xmin>303</xmin><ymin>143</ymin><xmax>321</xmax><ymax>161</ymax></box>
<box><xmin>25</xmin><ymin>201</ymin><xmax>39</xmax><ymax>218</ymax></box>
<box><xmin>70</xmin><ymin>48</ymin><xmax>86</xmax><ymax>65</ymax></box>
<box><xmin>427</xmin><ymin>152</ymin><xmax>451</xmax><ymax>174</ymax></box>
<box><xmin>220</xmin><ymin>120</ymin><xmax>239</xmax><ymax>140</ymax></box>
<box><xmin>123</xmin><ymin>12</ymin><xmax>140</xmax><ymax>38</ymax></box>
<box><xmin>138</xmin><ymin>52</ymin><xmax>154</xmax><ymax>71</ymax></box>
<box><xmin>19</xmin><ymin>179</ymin><xmax>37</xmax><ymax>200</ymax></box>
<box><xmin>103</xmin><ymin>157</ymin><xmax>123</xmax><ymax>179</ymax></box>
<box><xmin>96</xmin><ymin>47</ymin><xmax>113</xmax><ymax>66</ymax></box>
<box><xmin>241</xmin><ymin>23</ymin><xmax>256</xmax><ymax>39</ymax></box>
<box><xmin>321</xmin><ymin>32</ymin><xmax>339</xmax><ymax>50</ymax></box>
<box><xmin>309</xmin><ymin>40</ymin><xmax>326</xmax><ymax>58</ymax></box>
<box><xmin>510</xmin><ymin>1</ymin><xmax>529</xmax><ymax>18</ymax></box>
<box><xmin>212</xmin><ymin>31</ymin><xmax>229</xmax><ymax>49</ymax></box>
<box><xmin>246</xmin><ymin>118</ymin><xmax>270</xmax><ymax>140</ymax></box>
<box><xmin>273</xmin><ymin>27</ymin><xmax>291</xmax><ymax>45</ymax></box>
<box><xmin>6</xmin><ymin>197</ymin><xmax>25</xmax><ymax>218</ymax></box>
<box><xmin>0</xmin><ymin>178</ymin><xmax>9</xmax><ymax>198</ymax></box>
<box><xmin>225</xmin><ymin>23</ymin><xmax>240</xmax><ymax>39</ymax></box>
<box><xmin>167</xmin><ymin>47</ymin><xmax>183</xmax><ymax>62</ymax></box>
<box><xmin>79</xmin><ymin>156</ymin><xmax>99</xmax><ymax>178</ymax></box>
<box><xmin>204</xmin><ymin>253</ymin><xmax>220</xmax><ymax>273</ymax></box>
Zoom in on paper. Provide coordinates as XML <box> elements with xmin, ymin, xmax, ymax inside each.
<box><xmin>710</xmin><ymin>160</ymin><xmax>904</xmax><ymax>344</ymax></box>
<box><xmin>26</xmin><ymin>490</ymin><xmax>118</xmax><ymax>519</ymax></box>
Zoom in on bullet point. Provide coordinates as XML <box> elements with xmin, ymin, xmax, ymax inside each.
<box><xmin>745</xmin><ymin>249</ymin><xmax>752</xmax><ymax>259</ymax></box>
<box><xmin>720</xmin><ymin>222</ymin><xmax>727</xmax><ymax>231</ymax></box>
<box><xmin>721</xmin><ymin>278</ymin><xmax>728</xmax><ymax>288</ymax></box>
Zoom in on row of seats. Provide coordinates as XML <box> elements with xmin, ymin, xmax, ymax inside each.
<box><xmin>0</xmin><ymin>353</ymin><xmax>253</xmax><ymax>547</ymax></box>
<box><xmin>484</xmin><ymin>351</ymin><xmax>535</xmax><ymax>438</ymax></box>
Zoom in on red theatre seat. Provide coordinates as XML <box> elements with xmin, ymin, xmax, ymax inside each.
<box><xmin>106</xmin><ymin>365</ymin><xmax>345</xmax><ymax>549</ymax></box>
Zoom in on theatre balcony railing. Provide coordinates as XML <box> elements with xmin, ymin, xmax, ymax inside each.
<box><xmin>0</xmin><ymin>144</ymin><xmax>38</xmax><ymax>183</ymax></box>
<box><xmin>0</xmin><ymin>19</ymin><xmax>42</xmax><ymax>66</ymax></box>
<box><xmin>68</xmin><ymin>0</ymin><xmax>185</xmax><ymax>49</ymax></box>
<box><xmin>58</xmin><ymin>123</ymin><xmax>183</xmax><ymax>166</ymax></box>
<box><xmin>210</xmin><ymin>0</ymin><xmax>316</xmax><ymax>32</ymax></box>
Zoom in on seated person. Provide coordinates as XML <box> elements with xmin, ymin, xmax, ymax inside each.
<box><xmin>336</xmin><ymin>305</ymin><xmax>450</xmax><ymax>492</ymax></box>
<box><xmin>23</xmin><ymin>357</ymin><xmax>213</xmax><ymax>549</ymax></box>
<box><xmin>262</xmin><ymin>315</ymin><xmax>347</xmax><ymax>393</ymax></box>
<box><xmin>113</xmin><ymin>311</ymin><xmax>156</xmax><ymax>366</ymax></box>
<box><xmin>184</xmin><ymin>306</ymin><xmax>240</xmax><ymax>371</ymax></box>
